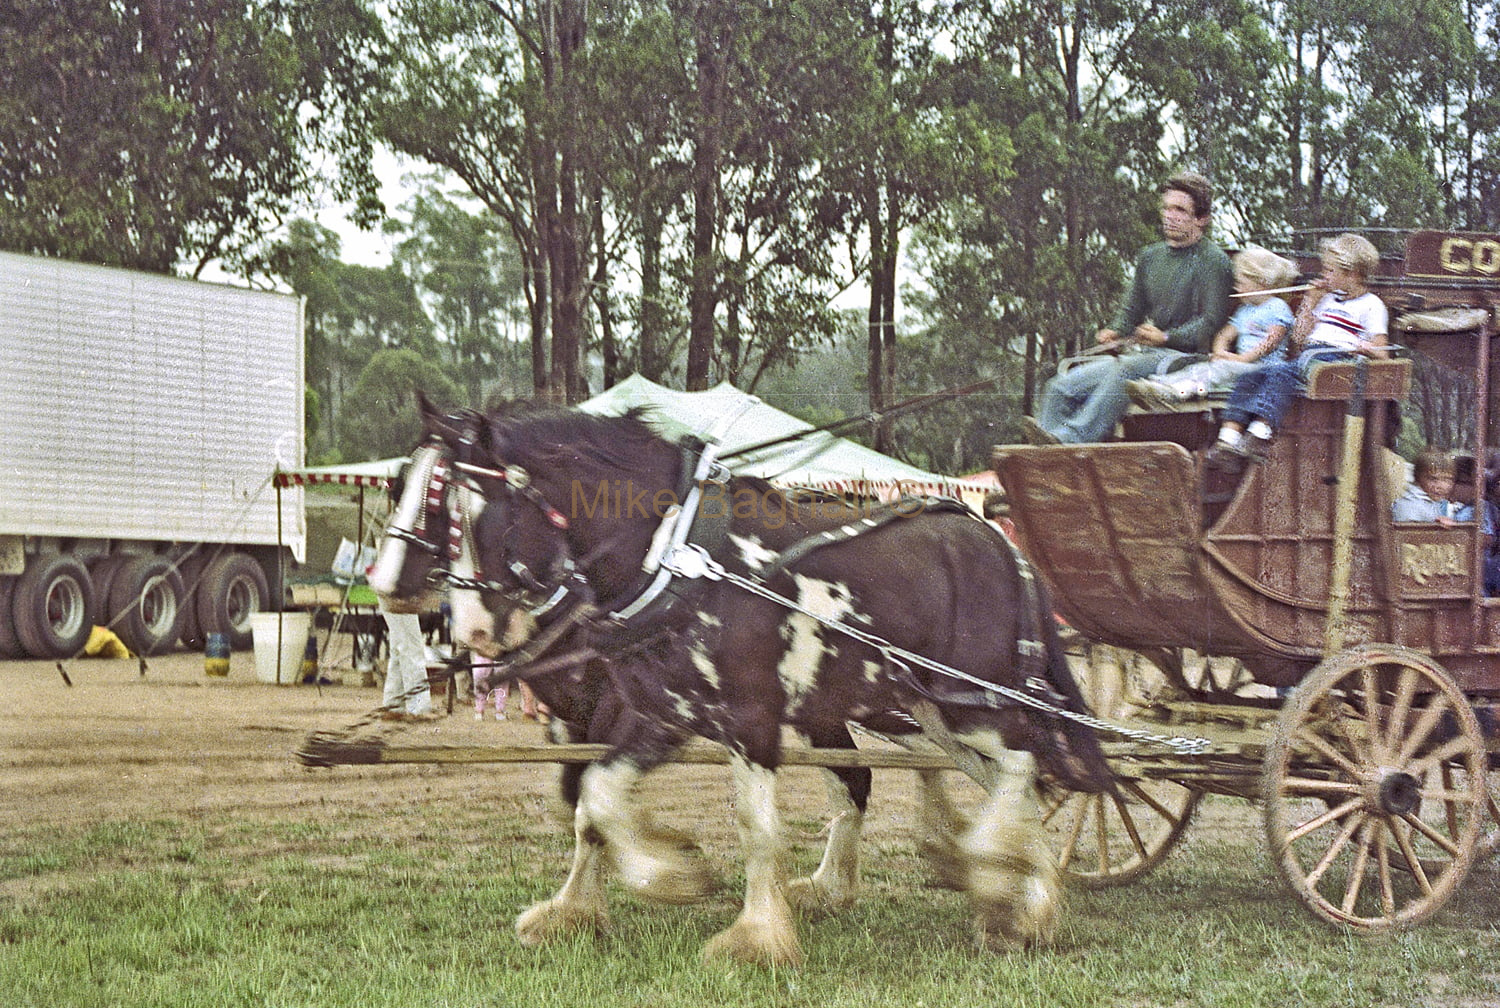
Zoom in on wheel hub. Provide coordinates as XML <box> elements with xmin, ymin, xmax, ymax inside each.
<box><xmin>1373</xmin><ymin>768</ymin><xmax>1421</xmax><ymax>817</ymax></box>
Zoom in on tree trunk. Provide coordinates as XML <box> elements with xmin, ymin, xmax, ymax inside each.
<box><xmin>686</xmin><ymin>7</ymin><xmax>732</xmax><ymax>391</ymax></box>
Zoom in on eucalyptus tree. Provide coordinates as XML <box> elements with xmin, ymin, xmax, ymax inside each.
<box><xmin>388</xmin><ymin>182</ymin><xmax>528</xmax><ymax>405</ymax></box>
<box><xmin>373</xmin><ymin>0</ymin><xmax>596</xmax><ymax>402</ymax></box>
<box><xmin>256</xmin><ymin>218</ymin><xmax>438</xmax><ymax>459</ymax></box>
<box><xmin>1262</xmin><ymin>0</ymin><xmax>1475</xmax><ymax>231</ymax></box>
<box><xmin>0</xmin><ymin>0</ymin><xmax>383</xmax><ymax>275</ymax></box>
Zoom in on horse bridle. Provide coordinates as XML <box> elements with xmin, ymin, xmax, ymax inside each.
<box><xmin>387</xmin><ymin>420</ymin><xmax>581</xmax><ymax>620</ymax></box>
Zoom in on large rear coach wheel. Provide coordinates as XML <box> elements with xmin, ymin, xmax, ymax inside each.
<box><xmin>196</xmin><ymin>553</ymin><xmax>269</xmax><ymax>651</ymax></box>
<box><xmin>1263</xmin><ymin>645</ymin><xmax>1485</xmax><ymax>931</ymax></box>
<box><xmin>1041</xmin><ymin>644</ymin><xmax>1202</xmax><ymax>888</ymax></box>
<box><xmin>108</xmin><ymin>556</ymin><xmax>186</xmax><ymax>657</ymax></box>
<box><xmin>13</xmin><ymin>554</ymin><xmax>96</xmax><ymax>658</ymax></box>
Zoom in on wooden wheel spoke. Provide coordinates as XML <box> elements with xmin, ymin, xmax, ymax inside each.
<box><xmin>1287</xmin><ymin>797</ymin><xmax>1362</xmax><ymax>845</ymax></box>
<box><xmin>1094</xmin><ymin>794</ymin><xmax>1111</xmax><ymax>875</ymax></box>
<box><xmin>1383</xmin><ymin>665</ymin><xmax>1420</xmax><ymax>755</ymax></box>
<box><xmin>1279</xmin><ymin>776</ymin><xmax>1360</xmax><ymax>797</ymax></box>
<box><xmin>1358</xmin><ymin>667</ymin><xmax>1384</xmax><ymax>762</ymax></box>
<box><xmin>1290</xmin><ymin>726</ymin><xmax>1364</xmax><ymax>780</ymax></box>
<box><xmin>1108</xmin><ymin>791</ymin><xmax>1151</xmax><ymax>862</ymax></box>
<box><xmin>1390</xmin><ymin>819</ymin><xmax>1434</xmax><ymax>895</ymax></box>
<box><xmin>1394</xmin><ymin>699</ymin><xmax>1450</xmax><ymax>767</ymax></box>
<box><xmin>1375</xmin><ymin>826</ymin><xmax>1395</xmax><ymax>916</ymax></box>
<box><xmin>1056</xmin><ymin>795</ymin><xmax>1090</xmax><ymax>869</ymax></box>
<box><xmin>1119</xmin><ymin>779</ymin><xmax>1187</xmax><ymax>823</ymax></box>
<box><xmin>1340</xmin><ymin>821</ymin><xmax>1374</xmax><ymax>914</ymax></box>
<box><xmin>1400</xmin><ymin>810</ymin><xmax>1462</xmax><ymax>857</ymax></box>
<box><xmin>1406</xmin><ymin>735</ymin><xmax>1479</xmax><ymax>776</ymax></box>
<box><xmin>1302</xmin><ymin>811</ymin><xmax>1362</xmax><ymax>889</ymax></box>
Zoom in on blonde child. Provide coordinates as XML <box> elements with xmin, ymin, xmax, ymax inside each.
<box><xmin>1127</xmin><ymin>245</ymin><xmax>1297</xmax><ymax>407</ymax></box>
<box><xmin>1206</xmin><ymin>233</ymin><xmax>1390</xmax><ymax>470</ymax></box>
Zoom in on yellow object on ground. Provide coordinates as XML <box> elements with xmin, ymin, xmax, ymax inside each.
<box><xmin>84</xmin><ymin>626</ymin><xmax>132</xmax><ymax>659</ymax></box>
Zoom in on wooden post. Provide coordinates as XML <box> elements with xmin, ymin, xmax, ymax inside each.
<box><xmin>1324</xmin><ymin>358</ymin><xmax>1369</xmax><ymax>657</ymax></box>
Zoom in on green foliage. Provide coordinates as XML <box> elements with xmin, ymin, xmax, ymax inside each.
<box><xmin>0</xmin><ymin>0</ymin><xmax>384</xmax><ymax>274</ymax></box>
<box><xmin>336</xmin><ymin>347</ymin><xmax>461</xmax><ymax>461</ymax></box>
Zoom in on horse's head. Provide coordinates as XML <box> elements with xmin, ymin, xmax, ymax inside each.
<box><xmin>443</xmin><ymin>405</ymin><xmax>591</xmax><ymax>656</ymax></box>
<box><xmin>368</xmin><ymin>394</ymin><xmax>488</xmax><ymax>613</ymax></box>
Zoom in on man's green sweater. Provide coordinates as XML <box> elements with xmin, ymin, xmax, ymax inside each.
<box><xmin>1109</xmin><ymin>238</ymin><xmax>1234</xmax><ymax>354</ymax></box>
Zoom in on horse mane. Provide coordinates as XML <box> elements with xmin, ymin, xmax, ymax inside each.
<box><xmin>481</xmin><ymin>403</ymin><xmax>680</xmax><ymax>486</ymax></box>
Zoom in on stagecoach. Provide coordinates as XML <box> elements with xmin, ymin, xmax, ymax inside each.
<box><xmin>992</xmin><ymin>228</ymin><xmax>1500</xmax><ymax>930</ymax></box>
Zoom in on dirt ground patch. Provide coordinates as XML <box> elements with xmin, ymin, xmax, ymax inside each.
<box><xmin>0</xmin><ymin>648</ymin><xmax>939</xmax><ymax>854</ymax></box>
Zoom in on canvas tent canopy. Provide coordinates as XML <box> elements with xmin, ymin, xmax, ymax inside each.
<box><xmin>580</xmin><ymin>374</ymin><xmax>991</xmax><ymax>502</ymax></box>
<box><xmin>271</xmin><ymin>373</ymin><xmax>991</xmax><ymax>503</ymax></box>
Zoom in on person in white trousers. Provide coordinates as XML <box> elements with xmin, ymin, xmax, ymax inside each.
<box><xmin>379</xmin><ymin>602</ymin><xmax>434</xmax><ymax>719</ymax></box>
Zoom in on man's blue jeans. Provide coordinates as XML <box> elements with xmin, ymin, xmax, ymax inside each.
<box><xmin>1037</xmin><ymin>348</ymin><xmax>1185</xmax><ymax>443</ymax></box>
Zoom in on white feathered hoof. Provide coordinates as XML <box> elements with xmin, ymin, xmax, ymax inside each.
<box><xmin>515</xmin><ymin>897</ymin><xmax>610</xmax><ymax>947</ymax></box>
<box><xmin>966</xmin><ymin>843</ymin><xmax>1061</xmax><ymax>951</ymax></box>
<box><xmin>785</xmin><ymin>876</ymin><xmax>856</xmax><ymax>918</ymax></box>
<box><xmin>961</xmin><ymin>751</ymin><xmax>1060</xmax><ymax>950</ymax></box>
<box><xmin>613</xmin><ymin>826</ymin><xmax>717</xmax><ymax>905</ymax></box>
<box><xmin>702</xmin><ymin>912</ymin><xmax>804</xmax><ymax>968</ymax></box>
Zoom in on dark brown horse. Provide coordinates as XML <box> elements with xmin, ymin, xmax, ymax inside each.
<box><xmin>371</xmin><ymin>400</ymin><xmax>1112</xmax><ymax>966</ymax></box>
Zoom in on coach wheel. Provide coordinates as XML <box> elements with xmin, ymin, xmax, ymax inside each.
<box><xmin>1040</xmin><ymin>645</ymin><xmax>1202</xmax><ymax>888</ymax></box>
<box><xmin>196</xmin><ymin>553</ymin><xmax>270</xmax><ymax>651</ymax></box>
<box><xmin>108</xmin><ymin>556</ymin><xmax>186</xmax><ymax>657</ymax></box>
<box><xmin>12</xmin><ymin>554</ymin><xmax>96</xmax><ymax>658</ymax></box>
<box><xmin>1263</xmin><ymin>645</ymin><xmax>1485</xmax><ymax>931</ymax></box>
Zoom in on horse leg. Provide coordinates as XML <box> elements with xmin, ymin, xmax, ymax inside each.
<box><xmin>580</xmin><ymin>755</ymin><xmax>717</xmax><ymax>905</ymax></box>
<box><xmin>515</xmin><ymin>771</ymin><xmax>613</xmax><ymax>946</ymax></box>
<box><xmin>957</xmin><ymin>748</ymin><xmax>1061</xmax><ymax>951</ymax></box>
<box><xmin>915</xmin><ymin>768</ymin><xmax>971</xmax><ymax>891</ymax></box>
<box><xmin>702</xmin><ymin>756</ymin><xmax>802</xmax><ymax>967</ymax></box>
<box><xmin>786</xmin><ymin>728</ymin><xmax>868</xmax><ymax>916</ymax></box>
<box><xmin>516</xmin><ymin>715</ymin><xmax>612</xmax><ymax>946</ymax></box>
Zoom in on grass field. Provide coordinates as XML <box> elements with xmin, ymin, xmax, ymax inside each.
<box><xmin>2</xmin><ymin>787</ymin><xmax>1498</xmax><ymax>1008</ymax></box>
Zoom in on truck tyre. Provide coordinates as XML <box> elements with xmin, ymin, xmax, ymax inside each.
<box><xmin>0</xmin><ymin>576</ymin><xmax>25</xmax><ymax>658</ymax></box>
<box><xmin>196</xmin><ymin>553</ymin><xmax>270</xmax><ymax>651</ymax></box>
<box><xmin>13</xmin><ymin>554</ymin><xmax>96</xmax><ymax>658</ymax></box>
<box><xmin>176</xmin><ymin>557</ymin><xmax>206</xmax><ymax>650</ymax></box>
<box><xmin>109</xmin><ymin>556</ymin><xmax>185</xmax><ymax>656</ymax></box>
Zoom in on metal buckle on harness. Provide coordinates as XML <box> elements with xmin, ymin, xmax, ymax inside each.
<box><xmin>661</xmin><ymin>543</ymin><xmax>725</xmax><ymax>581</ymax></box>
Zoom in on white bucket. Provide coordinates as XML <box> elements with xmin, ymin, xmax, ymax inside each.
<box><xmin>250</xmin><ymin>611</ymin><xmax>313</xmax><ymax>685</ymax></box>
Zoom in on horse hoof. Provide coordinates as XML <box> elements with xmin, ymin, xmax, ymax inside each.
<box><xmin>701</xmin><ymin>916</ymin><xmax>803</xmax><ymax>968</ymax></box>
<box><xmin>786</xmin><ymin>877</ymin><xmax>856</xmax><ymax>917</ymax></box>
<box><xmin>619</xmin><ymin>858</ymin><xmax>717</xmax><ymax>905</ymax></box>
<box><xmin>515</xmin><ymin>898</ymin><xmax>610</xmax><ymax>946</ymax></box>
<box><xmin>969</xmin><ymin>865</ymin><xmax>1060</xmax><ymax>951</ymax></box>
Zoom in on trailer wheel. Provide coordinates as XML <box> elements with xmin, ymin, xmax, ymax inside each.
<box><xmin>0</xmin><ymin>575</ymin><xmax>25</xmax><ymax>658</ymax></box>
<box><xmin>1040</xmin><ymin>644</ymin><xmax>1202</xmax><ymax>887</ymax></box>
<box><xmin>108</xmin><ymin>556</ymin><xmax>185</xmax><ymax>656</ymax></box>
<box><xmin>196</xmin><ymin>553</ymin><xmax>270</xmax><ymax>651</ymax></box>
<box><xmin>12</xmin><ymin>554</ymin><xmax>96</xmax><ymax>658</ymax></box>
<box><xmin>1263</xmin><ymin>645</ymin><xmax>1485</xmax><ymax>931</ymax></box>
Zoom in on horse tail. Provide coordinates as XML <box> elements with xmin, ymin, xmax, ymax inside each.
<box><xmin>989</xmin><ymin>521</ymin><xmax>1115</xmax><ymax>796</ymax></box>
<box><xmin>1034</xmin><ymin>586</ymin><xmax>1117</xmax><ymax>795</ymax></box>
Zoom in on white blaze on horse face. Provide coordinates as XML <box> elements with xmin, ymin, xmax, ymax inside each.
<box><xmin>368</xmin><ymin>446</ymin><xmax>437</xmax><ymax>601</ymax></box>
<box><xmin>776</xmin><ymin>574</ymin><xmax>858</xmax><ymax>708</ymax></box>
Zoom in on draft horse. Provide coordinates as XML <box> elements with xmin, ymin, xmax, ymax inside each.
<box><xmin>370</xmin><ymin>399</ymin><xmax>1113</xmax><ymax>966</ymax></box>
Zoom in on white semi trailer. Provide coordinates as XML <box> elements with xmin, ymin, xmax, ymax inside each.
<box><xmin>0</xmin><ymin>251</ymin><xmax>306</xmax><ymax>658</ymax></box>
